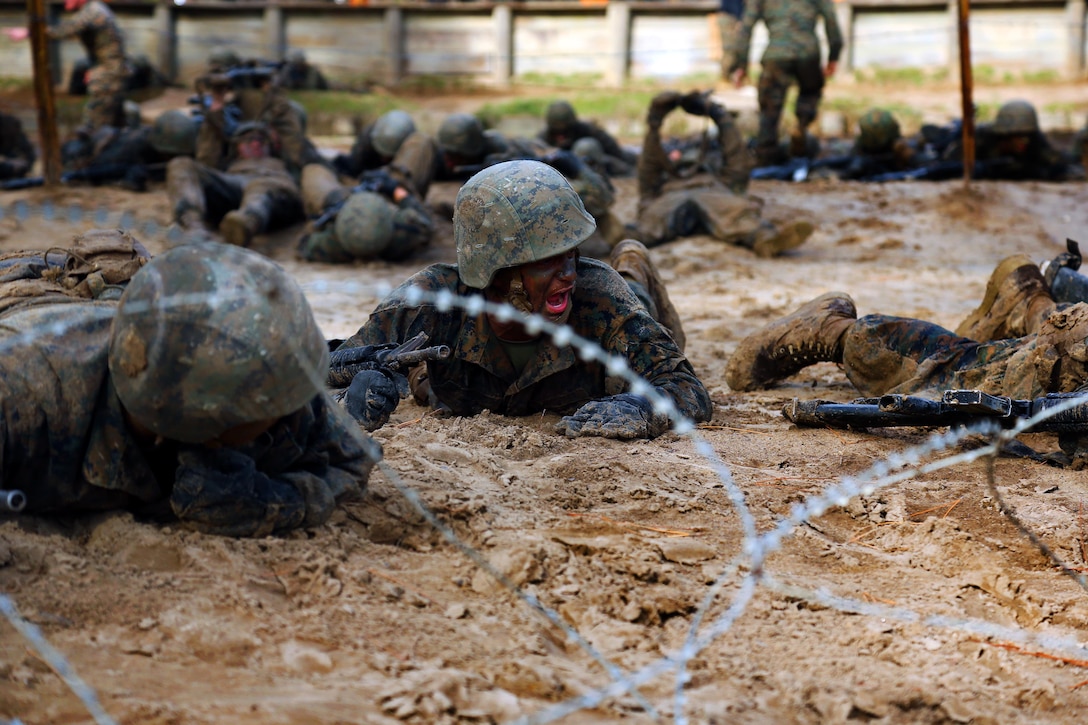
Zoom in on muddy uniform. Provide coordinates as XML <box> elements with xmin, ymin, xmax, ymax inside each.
<box><xmin>538</xmin><ymin>120</ymin><xmax>637</xmax><ymax>177</ymax></box>
<box><xmin>635</xmin><ymin>95</ymin><xmax>764</xmax><ymax>247</ymax></box>
<box><xmin>50</xmin><ymin>0</ymin><xmax>130</xmax><ymax>130</ymax></box>
<box><xmin>0</xmin><ymin>233</ymin><xmax>373</xmax><ymax>536</ymax></box>
<box><xmin>61</xmin><ymin>125</ymin><xmax>179</xmax><ymax>191</ymax></box>
<box><xmin>333</xmin><ymin>121</ymin><xmax>384</xmax><ymax>179</ymax></box>
<box><xmin>730</xmin><ymin>0</ymin><xmax>843</xmax><ymax>164</ymax></box>
<box><xmin>168</xmin><ymin>90</ymin><xmax>318</xmax><ymax>240</ymax></box>
<box><xmin>338</xmin><ymin>259</ymin><xmax>711</xmax><ymax>422</ymax></box>
<box><xmin>945</xmin><ymin>125</ymin><xmax>1078</xmax><ymax>182</ymax></box>
<box><xmin>839</xmin><ymin>305</ymin><xmax>1088</xmax><ymax>401</ymax></box>
<box><xmin>838</xmin><ymin>138</ymin><xmax>921</xmax><ymax>181</ymax></box>
<box><xmin>0</xmin><ymin>113</ymin><xmax>36</xmax><ymax>180</ymax></box>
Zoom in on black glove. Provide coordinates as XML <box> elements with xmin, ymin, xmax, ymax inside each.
<box><xmin>680</xmin><ymin>90</ymin><xmax>710</xmax><ymax>116</ymax></box>
<box><xmin>0</xmin><ymin>160</ymin><xmax>15</xmax><ymax>178</ymax></box>
<box><xmin>647</xmin><ymin>91</ymin><xmax>682</xmax><ymax>127</ymax></box>
<box><xmin>541</xmin><ymin>149</ymin><xmax>582</xmax><ymax>178</ymax></box>
<box><xmin>171</xmin><ymin>447</ymin><xmax>307</xmax><ymax>537</ymax></box>
<box><xmin>359</xmin><ymin>169</ymin><xmax>400</xmax><ymax>198</ymax></box>
<box><xmin>344</xmin><ymin>368</ymin><xmax>408</xmax><ymax>431</ymax></box>
<box><xmin>556</xmin><ymin>393</ymin><xmax>670</xmax><ymax>440</ymax></box>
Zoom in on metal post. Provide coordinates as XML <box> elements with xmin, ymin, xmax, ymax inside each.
<box><xmin>263</xmin><ymin>4</ymin><xmax>285</xmax><ymax>61</ymax></box>
<box><xmin>152</xmin><ymin>2</ymin><xmax>176</xmax><ymax>82</ymax></box>
<box><xmin>1067</xmin><ymin>0</ymin><xmax>1086</xmax><ymax>79</ymax></box>
<box><xmin>27</xmin><ymin>0</ymin><xmax>59</xmax><ymax>186</ymax></box>
<box><xmin>492</xmin><ymin>4</ymin><xmax>512</xmax><ymax>88</ymax></box>
<box><xmin>384</xmin><ymin>7</ymin><xmax>403</xmax><ymax>87</ymax></box>
<box><xmin>957</xmin><ymin>0</ymin><xmax>974</xmax><ymax>185</ymax></box>
<box><xmin>835</xmin><ymin>0</ymin><xmax>853</xmax><ymax>73</ymax></box>
<box><xmin>604</xmin><ymin>0</ymin><xmax>630</xmax><ymax>87</ymax></box>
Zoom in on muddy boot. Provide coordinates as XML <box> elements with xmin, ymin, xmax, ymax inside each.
<box><xmin>176</xmin><ymin>205</ymin><xmax>207</xmax><ymax>231</ymax></box>
<box><xmin>954</xmin><ymin>254</ymin><xmax>1057</xmax><ymax>341</ymax></box>
<box><xmin>610</xmin><ymin>239</ymin><xmax>687</xmax><ymax>351</ymax></box>
<box><xmin>219</xmin><ymin>209</ymin><xmax>262</xmax><ymax>248</ymax></box>
<box><xmin>789</xmin><ymin>129</ymin><xmax>809</xmax><ymax>158</ymax></box>
<box><xmin>724</xmin><ymin>292</ymin><xmax>857</xmax><ymax>391</ymax></box>
<box><xmin>751</xmin><ymin>220</ymin><xmax>815</xmax><ymax>258</ymax></box>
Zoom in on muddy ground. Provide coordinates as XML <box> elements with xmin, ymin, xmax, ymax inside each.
<box><xmin>3</xmin><ymin>84</ymin><xmax>1088</xmax><ymax>724</ymax></box>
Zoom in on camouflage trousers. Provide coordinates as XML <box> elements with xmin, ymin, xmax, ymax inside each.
<box><xmin>841</xmin><ymin>305</ymin><xmax>1088</xmax><ymax>400</ymax></box>
<box><xmin>83</xmin><ymin>62</ymin><xmax>129</xmax><ymax>131</ymax></box>
<box><xmin>636</xmin><ymin>174</ymin><xmax>763</xmax><ymax>248</ymax></box>
<box><xmin>717</xmin><ymin>13</ymin><xmax>741</xmax><ymax>82</ymax></box>
<box><xmin>167</xmin><ymin>157</ymin><xmax>303</xmax><ymax>234</ymax></box>
<box><xmin>756</xmin><ymin>57</ymin><xmax>825</xmax><ymax>158</ymax></box>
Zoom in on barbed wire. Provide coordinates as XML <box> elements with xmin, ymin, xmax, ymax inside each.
<box><xmin>1</xmin><ymin>200</ymin><xmax>1088</xmax><ymax>722</ymax></box>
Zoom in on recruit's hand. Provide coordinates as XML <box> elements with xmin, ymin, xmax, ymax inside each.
<box><xmin>824</xmin><ymin>61</ymin><xmax>838</xmax><ymax>79</ymax></box>
<box><xmin>556</xmin><ymin>393</ymin><xmax>670</xmax><ymax>440</ymax></box>
<box><xmin>4</xmin><ymin>27</ymin><xmax>29</xmax><ymax>42</ymax></box>
<box><xmin>731</xmin><ymin>68</ymin><xmax>747</xmax><ymax>88</ymax></box>
<box><xmin>343</xmin><ymin>368</ymin><xmax>407</xmax><ymax>431</ymax></box>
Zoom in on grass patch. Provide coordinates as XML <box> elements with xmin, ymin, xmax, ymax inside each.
<box><xmin>0</xmin><ymin>77</ymin><xmax>32</xmax><ymax>92</ymax></box>
<box><xmin>287</xmin><ymin>90</ymin><xmax>407</xmax><ymax>118</ymax></box>
<box><xmin>1022</xmin><ymin>68</ymin><xmax>1061</xmax><ymax>84</ymax></box>
<box><xmin>478</xmin><ymin>90</ymin><xmax>662</xmax><ymax>128</ymax></box>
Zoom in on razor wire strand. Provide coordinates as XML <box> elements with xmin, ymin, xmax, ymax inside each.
<box><xmin>0</xmin><ymin>595</ymin><xmax>117</xmax><ymax>725</ymax></box>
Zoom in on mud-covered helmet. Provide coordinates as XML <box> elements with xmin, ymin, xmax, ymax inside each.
<box><xmin>371</xmin><ymin>110</ymin><xmax>416</xmax><ymax>158</ymax></box>
<box><xmin>149</xmin><ymin>109</ymin><xmax>199</xmax><ymax>157</ymax></box>
<box><xmin>545</xmin><ymin>100</ymin><xmax>577</xmax><ymax>130</ymax></box>
<box><xmin>455</xmin><ymin>159</ymin><xmax>596</xmax><ymax>289</ymax></box>
<box><xmin>571</xmin><ymin>136</ymin><xmax>604</xmax><ymax>165</ymax></box>
<box><xmin>437</xmin><ymin>113</ymin><xmax>486</xmax><ymax>158</ymax></box>
<box><xmin>857</xmin><ymin>108</ymin><xmax>901</xmax><ymax>154</ymax></box>
<box><xmin>993</xmin><ymin>100</ymin><xmax>1040</xmax><ymax>136</ymax></box>
<box><xmin>208</xmin><ymin>48</ymin><xmax>241</xmax><ymax>71</ymax></box>
<box><xmin>335</xmin><ymin>191</ymin><xmax>395</xmax><ymax>257</ymax></box>
<box><xmin>108</xmin><ymin>242</ymin><xmax>328</xmax><ymax>444</ymax></box>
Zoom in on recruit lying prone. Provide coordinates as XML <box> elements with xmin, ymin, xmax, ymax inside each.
<box><xmin>326</xmin><ymin>331</ymin><xmax>451</xmax><ymax>388</ymax></box>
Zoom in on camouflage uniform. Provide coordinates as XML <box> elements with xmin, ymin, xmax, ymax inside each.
<box><xmin>0</xmin><ymin>234</ymin><xmax>373</xmax><ymax>536</ymax></box>
<box><xmin>0</xmin><ymin>113</ymin><xmax>36</xmax><ymax>180</ymax></box>
<box><xmin>169</xmin><ymin>83</ymin><xmax>318</xmax><ymax>243</ymax></box>
<box><xmin>60</xmin><ymin>111</ymin><xmax>196</xmax><ymax>191</ymax></box>
<box><xmin>538</xmin><ymin>102</ymin><xmax>637</xmax><ymax>177</ymax></box>
<box><xmin>49</xmin><ymin>0</ymin><xmax>131</xmax><ymax>130</ymax></box>
<box><xmin>717</xmin><ymin>0</ymin><xmax>745</xmax><ymax>81</ymax></box>
<box><xmin>279</xmin><ymin>51</ymin><xmax>330</xmax><ymax>91</ymax></box>
<box><xmin>839</xmin><ymin>305</ymin><xmax>1088</xmax><ymax>401</ymax></box>
<box><xmin>297</xmin><ymin>163</ymin><xmax>434</xmax><ymax>263</ymax></box>
<box><xmin>730</xmin><ymin>0</ymin><xmax>843</xmax><ymax>164</ymax></box>
<box><xmin>839</xmin><ymin>109</ymin><xmax>922</xmax><ymax>181</ymax></box>
<box><xmin>635</xmin><ymin>93</ymin><xmax>769</xmax><ymax>248</ymax></box>
<box><xmin>945</xmin><ymin>126</ymin><xmax>1077</xmax><ymax>181</ymax></box>
<box><xmin>338</xmin><ymin>258</ymin><xmax>711</xmax><ymax>421</ymax></box>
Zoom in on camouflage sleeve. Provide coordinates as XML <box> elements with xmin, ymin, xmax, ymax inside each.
<box><xmin>637</xmin><ymin>121</ymin><xmax>671</xmax><ymax>200</ymax></box>
<box><xmin>262</xmin><ymin>91</ymin><xmax>308</xmax><ymax>172</ymax></box>
<box><xmin>384</xmin><ymin>195</ymin><xmax>435</xmax><ymax>262</ymax></box>
<box><xmin>589</xmin><ymin>125</ymin><xmax>634</xmax><ymax>164</ymax></box>
<box><xmin>819</xmin><ymin>0</ymin><xmax>844</xmax><ymax>63</ymax></box>
<box><xmin>169</xmin><ymin>395</ymin><xmax>373</xmax><ymax>537</ymax></box>
<box><xmin>713</xmin><ymin>106</ymin><xmax>754</xmax><ymax>194</ymax></box>
<box><xmin>729</xmin><ymin>0</ymin><xmax>763</xmax><ymax>73</ymax></box>
<box><xmin>47</xmin><ymin>2</ymin><xmax>95</xmax><ymax>40</ymax></box>
<box><xmin>195</xmin><ymin>108</ymin><xmax>229</xmax><ymax>168</ymax></box>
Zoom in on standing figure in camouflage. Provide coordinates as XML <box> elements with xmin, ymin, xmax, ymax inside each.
<box><xmin>6</xmin><ymin>0</ymin><xmax>131</xmax><ymax>131</ymax></box>
<box><xmin>717</xmin><ymin>0</ymin><xmax>746</xmax><ymax>82</ymax></box>
<box><xmin>538</xmin><ymin>100</ymin><xmax>638</xmax><ymax>177</ymax></box>
<box><xmin>725</xmin><ymin>255</ymin><xmax>1088</xmax><ymax>411</ymax></box>
<box><xmin>0</xmin><ymin>232</ymin><xmax>373</xmax><ymax>536</ymax></box>
<box><xmin>333</xmin><ymin>160</ymin><xmax>710</xmax><ymax>438</ymax></box>
<box><xmin>631</xmin><ymin>90</ymin><xmax>813</xmax><ymax>257</ymax></box>
<box><xmin>728</xmin><ymin>0</ymin><xmax>843</xmax><ymax>166</ymax></box>
<box><xmin>0</xmin><ymin>113</ymin><xmax>37</xmax><ymax>181</ymax></box>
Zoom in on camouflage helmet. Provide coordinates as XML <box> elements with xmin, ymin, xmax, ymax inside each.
<box><xmin>108</xmin><ymin>242</ymin><xmax>328</xmax><ymax>444</ymax></box>
<box><xmin>857</xmin><ymin>108</ymin><xmax>901</xmax><ymax>154</ymax></box>
<box><xmin>371</xmin><ymin>110</ymin><xmax>416</xmax><ymax>158</ymax></box>
<box><xmin>208</xmin><ymin>48</ymin><xmax>241</xmax><ymax>71</ymax></box>
<box><xmin>231</xmin><ymin>120</ymin><xmax>271</xmax><ymax>144</ymax></box>
<box><xmin>334</xmin><ymin>191</ymin><xmax>395</xmax><ymax>258</ymax></box>
<box><xmin>287</xmin><ymin>49</ymin><xmax>307</xmax><ymax>67</ymax></box>
<box><xmin>149</xmin><ymin>109</ymin><xmax>199</xmax><ymax>157</ymax></box>
<box><xmin>545</xmin><ymin>100</ymin><xmax>577</xmax><ymax>130</ymax></box>
<box><xmin>455</xmin><ymin>159</ymin><xmax>596</xmax><ymax>289</ymax></box>
<box><xmin>993</xmin><ymin>100</ymin><xmax>1040</xmax><ymax>136</ymax></box>
<box><xmin>437</xmin><ymin>113</ymin><xmax>486</xmax><ymax>158</ymax></box>
<box><xmin>571</xmin><ymin>136</ymin><xmax>604</xmax><ymax>165</ymax></box>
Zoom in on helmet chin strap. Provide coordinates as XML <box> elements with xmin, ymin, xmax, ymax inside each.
<box><xmin>507</xmin><ymin>276</ymin><xmax>533</xmax><ymax>315</ymax></box>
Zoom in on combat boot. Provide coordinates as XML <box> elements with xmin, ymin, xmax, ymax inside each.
<box><xmin>724</xmin><ymin>292</ymin><xmax>857</xmax><ymax>391</ymax></box>
<box><xmin>955</xmin><ymin>254</ymin><xmax>1057</xmax><ymax>341</ymax></box>
<box><xmin>176</xmin><ymin>206</ymin><xmax>207</xmax><ymax>231</ymax></box>
<box><xmin>219</xmin><ymin>209</ymin><xmax>262</xmax><ymax>248</ymax></box>
<box><xmin>751</xmin><ymin>220</ymin><xmax>815</xmax><ymax>258</ymax></box>
<box><xmin>788</xmin><ymin>129</ymin><xmax>809</xmax><ymax>158</ymax></box>
<box><xmin>610</xmin><ymin>239</ymin><xmax>687</xmax><ymax>351</ymax></box>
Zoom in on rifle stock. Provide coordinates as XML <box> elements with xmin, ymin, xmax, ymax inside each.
<box><xmin>327</xmin><ymin>331</ymin><xmax>451</xmax><ymax>388</ymax></box>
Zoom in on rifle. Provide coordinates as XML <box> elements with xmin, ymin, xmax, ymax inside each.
<box><xmin>326</xmin><ymin>331</ymin><xmax>452</xmax><ymax>388</ymax></box>
<box><xmin>0</xmin><ymin>489</ymin><xmax>26</xmax><ymax>513</ymax></box>
<box><xmin>1042</xmin><ymin>239</ymin><xmax>1088</xmax><ymax>305</ymax></box>
<box><xmin>784</xmin><ymin>389</ymin><xmax>1088</xmax><ymax>434</ymax></box>
<box><xmin>863</xmin><ymin>157</ymin><xmax>1019</xmax><ymax>183</ymax></box>
<box><xmin>750</xmin><ymin>154</ymin><xmax>853</xmax><ymax>182</ymax></box>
